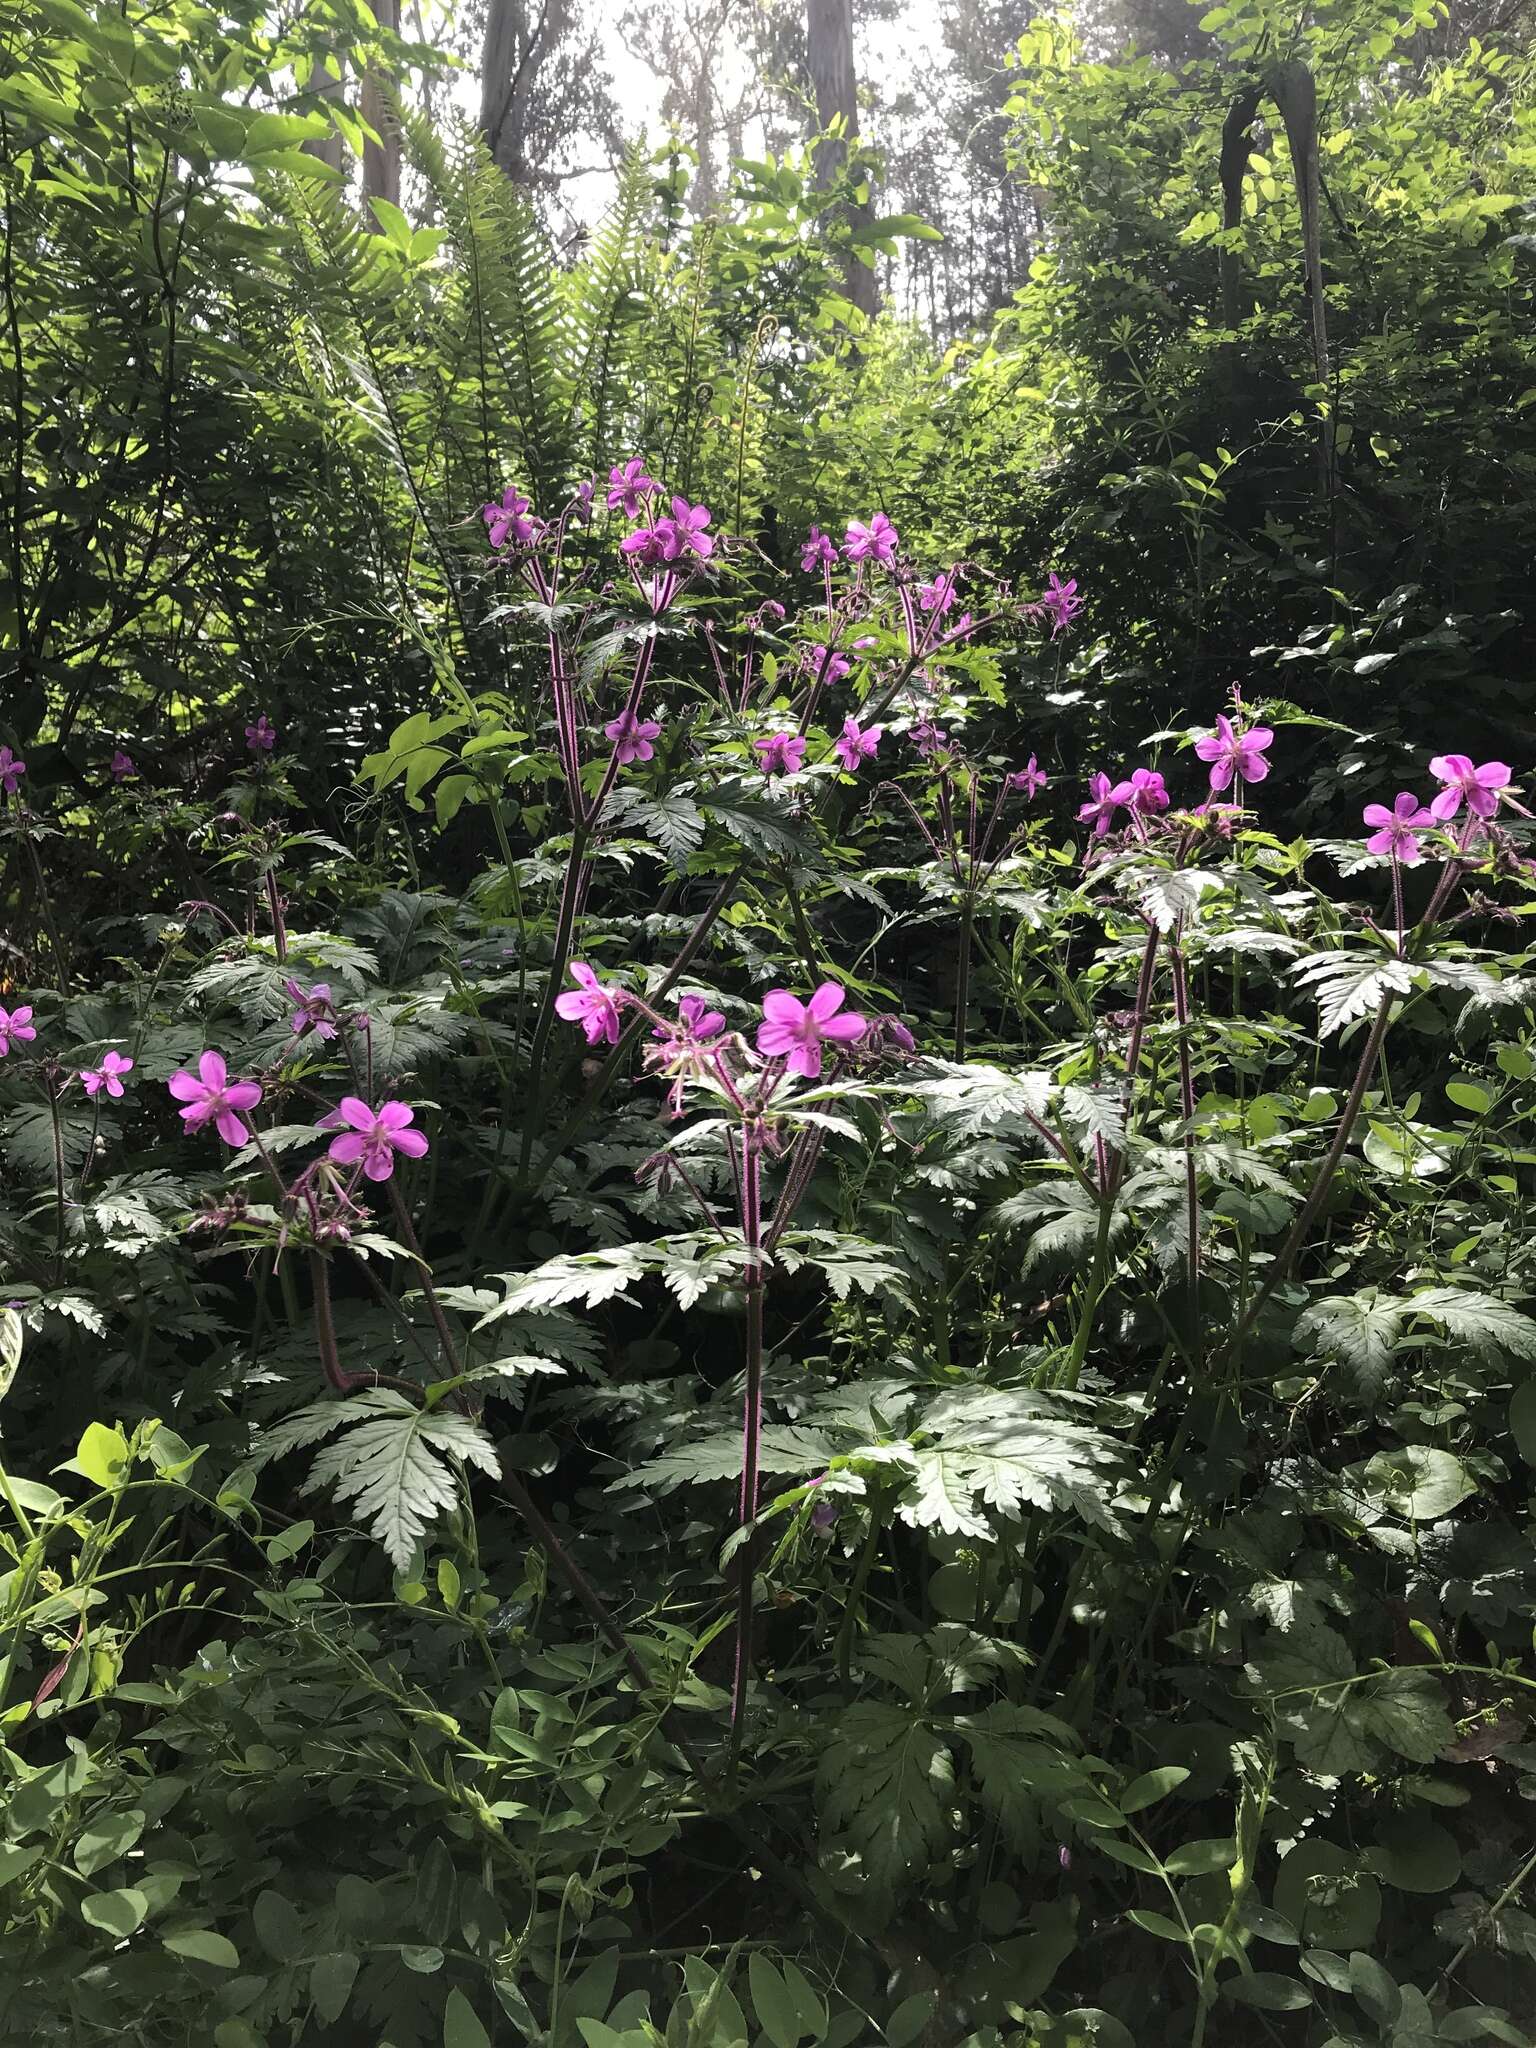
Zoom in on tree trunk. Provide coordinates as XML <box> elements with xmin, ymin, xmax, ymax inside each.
<box><xmin>805</xmin><ymin>0</ymin><xmax>878</xmax><ymax>316</ymax></box>
<box><xmin>482</xmin><ymin>0</ymin><xmax>559</xmax><ymax>187</ymax></box>
<box><xmin>362</xmin><ymin>0</ymin><xmax>402</xmax><ymax>212</ymax></box>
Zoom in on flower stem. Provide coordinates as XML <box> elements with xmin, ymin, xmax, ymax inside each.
<box><xmin>729</xmin><ymin>1123</ymin><xmax>765</xmax><ymax>1766</ymax></box>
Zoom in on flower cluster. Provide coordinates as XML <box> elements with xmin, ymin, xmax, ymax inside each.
<box><xmin>1359</xmin><ymin>756</ymin><xmax>1512</xmax><ymax>865</ymax></box>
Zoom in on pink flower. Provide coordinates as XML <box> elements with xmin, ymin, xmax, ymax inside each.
<box><xmin>1112</xmin><ymin>767</ymin><xmax>1170</xmax><ymax>815</ymax></box>
<box><xmin>911</xmin><ymin>721</ymin><xmax>948</xmax><ymax>759</ymax></box>
<box><xmin>756</xmin><ymin>982</ymin><xmax>867</xmax><ymax>1079</ymax></box>
<box><xmin>605</xmin><ymin>710</ymin><xmax>661</xmax><ymax>766</ymax></box>
<box><xmin>325</xmin><ymin>1097</ymin><xmax>430</xmax><ymax>1182</ymax></box>
<box><xmin>1364</xmin><ymin>791</ymin><xmax>1435</xmax><ymax>863</ymax></box>
<box><xmin>0</xmin><ymin>746</ymin><xmax>24</xmax><ymax>794</ymax></box>
<box><xmin>574</xmin><ymin>478</ymin><xmax>596</xmax><ymax>521</ymax></box>
<box><xmin>811</xmin><ymin>644</ymin><xmax>851</xmax><ymax>686</ymax></box>
<box><xmin>621</xmin><ymin>524</ymin><xmax>667</xmax><ymax>566</ymax></box>
<box><xmin>755</xmin><ymin>732</ymin><xmax>806</xmax><ymax>778</ymax></box>
<box><xmin>844</xmin><ymin>513</ymin><xmax>899</xmax><ymax>565</ymax></box>
<box><xmin>555</xmin><ymin>962</ymin><xmax>622</xmax><ymax>1047</ymax></box>
<box><xmin>607</xmin><ymin>459</ymin><xmax>657</xmax><ymax>518</ymax></box>
<box><xmin>1008</xmin><ymin>756</ymin><xmax>1048</xmax><ymax>799</ymax></box>
<box><xmin>648</xmin><ymin>994</ymin><xmax>726</xmax><ymax>1112</ymax></box>
<box><xmin>482</xmin><ymin>486</ymin><xmax>542</xmax><ymax>549</ymax></box>
<box><xmin>1039</xmin><ymin>574</ymin><xmax>1083</xmax><ymax>636</ymax></box>
<box><xmin>918</xmin><ymin>573</ymin><xmax>959</xmax><ymax>615</ymax></box>
<box><xmin>655</xmin><ymin>993</ymin><xmax>726</xmax><ymax>1047</ymax></box>
<box><xmin>1429</xmin><ymin>754</ymin><xmax>1511</xmax><ymax>822</ymax></box>
<box><xmin>1077</xmin><ymin>771</ymin><xmax>1121</xmax><ymax>838</ymax></box>
<box><xmin>168</xmin><ymin>1050</ymin><xmax>263</xmax><ymax>1146</ymax></box>
<box><xmin>1194</xmin><ymin>714</ymin><xmax>1272</xmax><ymax>791</ymax></box>
<box><xmin>800</xmin><ymin>525</ymin><xmax>838</xmax><ymax>572</ymax></box>
<box><xmin>109</xmin><ymin>750</ymin><xmax>135</xmax><ymax>781</ymax></box>
<box><xmin>245</xmin><ymin>716</ymin><xmax>276</xmax><ymax>753</ymax></box>
<box><xmin>834</xmin><ymin>716</ymin><xmax>882</xmax><ymax>772</ymax></box>
<box><xmin>286</xmin><ymin>978</ymin><xmax>338</xmax><ymax>1042</ymax></box>
<box><xmin>81</xmin><ymin>1050</ymin><xmax>134</xmax><ymax>1098</ymax></box>
<box><xmin>665</xmin><ymin>497</ymin><xmax>714</xmax><ymax>559</ymax></box>
<box><xmin>0</xmin><ymin>1005</ymin><xmax>37</xmax><ymax>1056</ymax></box>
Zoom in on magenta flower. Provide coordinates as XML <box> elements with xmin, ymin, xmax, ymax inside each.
<box><xmin>109</xmin><ymin>750</ymin><xmax>135</xmax><ymax>781</ymax></box>
<box><xmin>1428</xmin><ymin>754</ymin><xmax>1511</xmax><ymax>822</ymax></box>
<box><xmin>811</xmin><ymin>644</ymin><xmax>851</xmax><ymax>686</ymax></box>
<box><xmin>648</xmin><ymin>994</ymin><xmax>727</xmax><ymax>1113</ymax></box>
<box><xmin>1113</xmin><ymin>767</ymin><xmax>1170</xmax><ymax>815</ymax></box>
<box><xmin>918</xmin><ymin>573</ymin><xmax>959</xmax><ymax>615</ymax></box>
<box><xmin>844</xmin><ymin>513</ymin><xmax>899</xmax><ymax>565</ymax></box>
<box><xmin>911</xmin><ymin>721</ymin><xmax>948</xmax><ymax>759</ymax></box>
<box><xmin>604</xmin><ymin>709</ymin><xmax>662</xmax><ymax>766</ymax></box>
<box><xmin>756</xmin><ymin>982</ymin><xmax>867</xmax><ymax>1079</ymax></box>
<box><xmin>0</xmin><ymin>1005</ymin><xmax>37</xmax><ymax>1056</ymax></box>
<box><xmin>664</xmin><ymin>497</ymin><xmax>714</xmax><ymax>559</ymax></box>
<box><xmin>555</xmin><ymin>962</ymin><xmax>622</xmax><ymax>1047</ymax></box>
<box><xmin>1039</xmin><ymin>574</ymin><xmax>1083</xmax><ymax>636</ymax></box>
<box><xmin>482</xmin><ymin>486</ymin><xmax>541</xmax><ymax>550</ymax></box>
<box><xmin>655</xmin><ymin>993</ymin><xmax>725</xmax><ymax>1047</ymax></box>
<box><xmin>800</xmin><ymin>525</ymin><xmax>839</xmax><ymax>572</ymax></box>
<box><xmin>754</xmin><ymin>732</ymin><xmax>806</xmax><ymax>778</ymax></box>
<box><xmin>1364</xmin><ymin>791</ymin><xmax>1435</xmax><ymax>863</ymax></box>
<box><xmin>0</xmin><ymin>746</ymin><xmax>27</xmax><ymax>793</ymax></box>
<box><xmin>834</xmin><ymin>716</ymin><xmax>883</xmax><ymax>772</ymax></box>
<box><xmin>245</xmin><ymin>716</ymin><xmax>276</xmax><ymax>753</ymax></box>
<box><xmin>81</xmin><ymin>1050</ymin><xmax>134</xmax><ymax>1099</ymax></box>
<box><xmin>325</xmin><ymin>1097</ymin><xmax>430</xmax><ymax>1182</ymax></box>
<box><xmin>1008</xmin><ymin>756</ymin><xmax>1048</xmax><ymax>799</ymax></box>
<box><xmin>621</xmin><ymin>524</ymin><xmax>667</xmax><ymax>566</ymax></box>
<box><xmin>574</xmin><ymin>478</ymin><xmax>595</xmax><ymax>522</ymax></box>
<box><xmin>285</xmin><ymin>978</ymin><xmax>338</xmax><ymax>1042</ymax></box>
<box><xmin>168</xmin><ymin>1050</ymin><xmax>263</xmax><ymax>1146</ymax></box>
<box><xmin>607</xmin><ymin>459</ymin><xmax>657</xmax><ymax>518</ymax></box>
<box><xmin>1077</xmin><ymin>771</ymin><xmax>1121</xmax><ymax>838</ymax></box>
<box><xmin>1194</xmin><ymin>714</ymin><xmax>1272</xmax><ymax>791</ymax></box>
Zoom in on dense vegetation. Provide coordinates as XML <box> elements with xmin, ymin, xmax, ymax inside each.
<box><xmin>4</xmin><ymin>1</ymin><xmax>1536</xmax><ymax>2044</ymax></box>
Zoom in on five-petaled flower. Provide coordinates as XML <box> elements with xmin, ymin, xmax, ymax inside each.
<box><xmin>1039</xmin><ymin>574</ymin><xmax>1083</xmax><ymax>636</ymax></box>
<box><xmin>800</xmin><ymin>525</ymin><xmax>839</xmax><ymax>573</ymax></box>
<box><xmin>844</xmin><ymin>513</ymin><xmax>899</xmax><ymax>565</ymax></box>
<box><xmin>1429</xmin><ymin>754</ymin><xmax>1511</xmax><ymax>822</ymax></box>
<box><xmin>1364</xmin><ymin>792</ymin><xmax>1435</xmax><ymax>863</ymax></box>
<box><xmin>607</xmin><ymin>459</ymin><xmax>657</xmax><ymax>518</ymax></box>
<box><xmin>0</xmin><ymin>1005</ymin><xmax>37</xmax><ymax>1056</ymax></box>
<box><xmin>286</xmin><ymin>978</ymin><xmax>338</xmax><ymax>1042</ymax></box>
<box><xmin>834</xmin><ymin>716</ymin><xmax>882</xmax><ymax>772</ymax></box>
<box><xmin>918</xmin><ymin>573</ymin><xmax>959</xmax><ymax>615</ymax></box>
<box><xmin>811</xmin><ymin>644</ymin><xmax>851</xmax><ymax>687</ymax></box>
<box><xmin>1114</xmin><ymin>766</ymin><xmax>1170</xmax><ymax>816</ymax></box>
<box><xmin>605</xmin><ymin>709</ymin><xmax>662</xmax><ymax>766</ymax></box>
<box><xmin>1008</xmin><ymin>756</ymin><xmax>1048</xmax><ymax>799</ymax></box>
<box><xmin>654</xmin><ymin>993</ymin><xmax>726</xmax><ymax>1049</ymax></box>
<box><xmin>1194</xmin><ymin>714</ymin><xmax>1272</xmax><ymax>791</ymax></box>
<box><xmin>663</xmin><ymin>497</ymin><xmax>715</xmax><ymax>559</ymax></box>
<box><xmin>1077</xmin><ymin>771</ymin><xmax>1121</xmax><ymax>838</ymax></box>
<box><xmin>168</xmin><ymin>1050</ymin><xmax>263</xmax><ymax>1146</ymax></box>
<box><xmin>482</xmin><ymin>486</ymin><xmax>541</xmax><ymax>550</ymax></box>
<box><xmin>911</xmin><ymin>721</ymin><xmax>948</xmax><ymax>759</ymax></box>
<box><xmin>755</xmin><ymin>732</ymin><xmax>806</xmax><ymax>778</ymax></box>
<box><xmin>245</xmin><ymin>716</ymin><xmax>276</xmax><ymax>753</ymax></box>
<box><xmin>648</xmin><ymin>994</ymin><xmax>727</xmax><ymax>1112</ymax></box>
<box><xmin>81</xmin><ymin>1050</ymin><xmax>134</xmax><ymax>1098</ymax></box>
<box><xmin>0</xmin><ymin>746</ymin><xmax>26</xmax><ymax>794</ymax></box>
<box><xmin>555</xmin><ymin>962</ymin><xmax>623</xmax><ymax>1047</ymax></box>
<box><xmin>109</xmin><ymin>750</ymin><xmax>135</xmax><ymax>781</ymax></box>
<box><xmin>325</xmin><ymin>1098</ymin><xmax>430</xmax><ymax>1182</ymax></box>
<box><xmin>756</xmin><ymin>982</ymin><xmax>867</xmax><ymax>1079</ymax></box>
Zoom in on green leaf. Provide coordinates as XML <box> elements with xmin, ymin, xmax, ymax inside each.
<box><xmin>817</xmin><ymin>1703</ymin><xmax>955</xmax><ymax>1900</ymax></box>
<box><xmin>1125</xmin><ymin>1908</ymin><xmax>1187</xmax><ymax>1941</ymax></box>
<box><xmin>252</xmin><ymin>1888</ymin><xmax>304</xmax><ymax>1961</ymax></box>
<box><xmin>1164</xmin><ymin>1838</ymin><xmax>1236</xmax><ymax>1876</ymax></box>
<box><xmin>82</xmin><ymin>1887</ymin><xmax>148</xmax><ymax>1937</ymax></box>
<box><xmin>1446</xmin><ymin>1079</ymin><xmax>1491</xmax><ymax>1115</ymax></box>
<box><xmin>162</xmin><ymin>1928</ymin><xmax>240</xmax><ymax>1967</ymax></box>
<box><xmin>289</xmin><ymin>1390</ymin><xmax>500</xmax><ymax>1570</ymax></box>
<box><xmin>1367</xmin><ymin>1813</ymin><xmax>1462</xmax><ymax>1893</ymax></box>
<box><xmin>1511</xmin><ymin>1379</ymin><xmax>1536</xmax><ymax>1465</ymax></box>
<box><xmin>73</xmin><ymin>1807</ymin><xmax>145</xmax><ymax>1877</ymax></box>
<box><xmin>443</xmin><ymin>1988</ymin><xmax>492</xmax><ymax>2048</ymax></box>
<box><xmin>749</xmin><ymin>1954</ymin><xmax>804</xmax><ymax>2048</ymax></box>
<box><xmin>310</xmin><ymin>1953</ymin><xmax>358</xmax><ymax>2024</ymax></box>
<box><xmin>1348</xmin><ymin>1949</ymin><xmax>1402</xmax><ymax>2025</ymax></box>
<box><xmin>66</xmin><ymin>1421</ymin><xmax>129</xmax><ymax>1489</ymax></box>
<box><xmin>1361</xmin><ymin>1445</ymin><xmax>1476</xmax><ymax>1520</ymax></box>
<box><xmin>1221</xmin><ymin>1973</ymin><xmax>1312</xmax><ymax>2011</ymax></box>
<box><xmin>1120</xmin><ymin>1766</ymin><xmax>1189</xmax><ymax>1813</ymax></box>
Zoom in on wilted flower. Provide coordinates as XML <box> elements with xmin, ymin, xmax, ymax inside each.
<box><xmin>756</xmin><ymin>982</ymin><xmax>867</xmax><ymax>1079</ymax></box>
<box><xmin>844</xmin><ymin>513</ymin><xmax>899</xmax><ymax>565</ymax></box>
<box><xmin>834</xmin><ymin>716</ymin><xmax>882</xmax><ymax>772</ymax></box>
<box><xmin>168</xmin><ymin>1050</ymin><xmax>263</xmax><ymax>1146</ymax></box>
<box><xmin>1194</xmin><ymin>714</ymin><xmax>1272</xmax><ymax>791</ymax></box>
<box><xmin>1077</xmin><ymin>771</ymin><xmax>1121</xmax><ymax>838</ymax></box>
<box><xmin>800</xmin><ymin>525</ymin><xmax>839</xmax><ymax>573</ymax></box>
<box><xmin>325</xmin><ymin>1098</ymin><xmax>430</xmax><ymax>1182</ymax></box>
<box><xmin>245</xmin><ymin>715</ymin><xmax>276</xmax><ymax>753</ymax></box>
<box><xmin>482</xmin><ymin>486</ymin><xmax>541</xmax><ymax>549</ymax></box>
<box><xmin>865</xmin><ymin>1015</ymin><xmax>917</xmax><ymax>1057</ymax></box>
<box><xmin>109</xmin><ymin>749</ymin><xmax>135</xmax><ymax>781</ymax></box>
<box><xmin>1429</xmin><ymin>754</ymin><xmax>1511</xmax><ymax>822</ymax></box>
<box><xmin>647</xmin><ymin>993</ymin><xmax>727</xmax><ymax>1112</ymax></box>
<box><xmin>555</xmin><ymin>962</ymin><xmax>623</xmax><ymax>1047</ymax></box>
<box><xmin>80</xmin><ymin>1050</ymin><xmax>134</xmax><ymax>1099</ymax></box>
<box><xmin>0</xmin><ymin>746</ymin><xmax>24</xmax><ymax>794</ymax></box>
<box><xmin>0</xmin><ymin>1005</ymin><xmax>37</xmax><ymax>1056</ymax></box>
<box><xmin>1039</xmin><ymin>574</ymin><xmax>1083</xmax><ymax>636</ymax></box>
<box><xmin>607</xmin><ymin>459</ymin><xmax>657</xmax><ymax>518</ymax></box>
<box><xmin>1364</xmin><ymin>791</ymin><xmax>1435</xmax><ymax>863</ymax></box>
<box><xmin>754</xmin><ymin>732</ymin><xmax>806</xmax><ymax>778</ymax></box>
<box><xmin>1008</xmin><ymin>756</ymin><xmax>1048</xmax><ymax>799</ymax></box>
<box><xmin>286</xmin><ymin>978</ymin><xmax>338</xmax><ymax>1042</ymax></box>
<box><xmin>574</xmin><ymin>478</ymin><xmax>596</xmax><ymax>522</ymax></box>
<box><xmin>604</xmin><ymin>710</ymin><xmax>662</xmax><ymax>766</ymax></box>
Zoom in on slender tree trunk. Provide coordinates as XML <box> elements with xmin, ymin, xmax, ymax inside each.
<box><xmin>805</xmin><ymin>0</ymin><xmax>878</xmax><ymax>316</ymax></box>
<box><xmin>362</xmin><ymin>0</ymin><xmax>402</xmax><ymax>211</ymax></box>
<box><xmin>302</xmin><ymin>57</ymin><xmax>347</xmax><ymax>176</ymax></box>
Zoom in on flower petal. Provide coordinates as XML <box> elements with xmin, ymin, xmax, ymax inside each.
<box><xmin>197</xmin><ymin>1050</ymin><xmax>228</xmax><ymax>1089</ymax></box>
